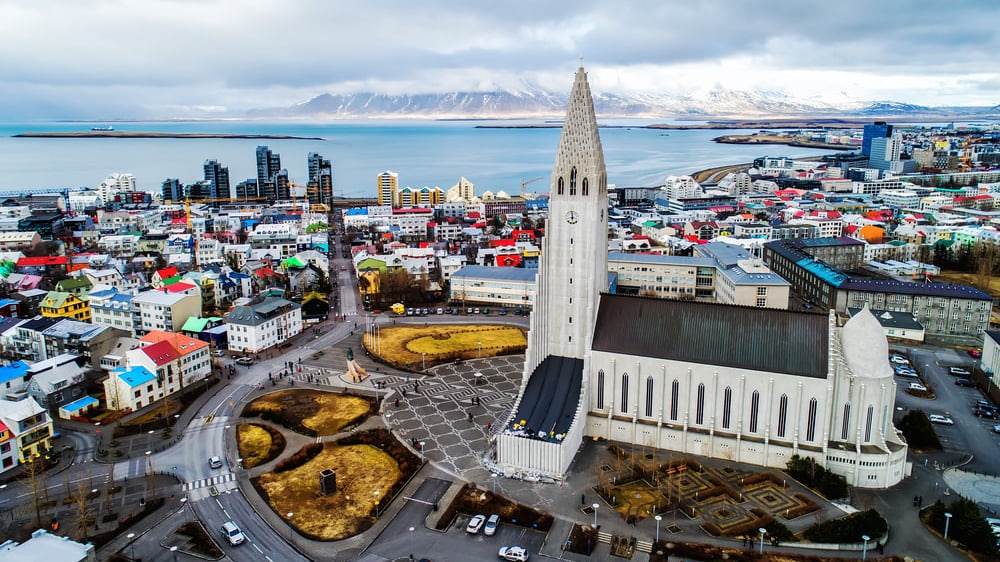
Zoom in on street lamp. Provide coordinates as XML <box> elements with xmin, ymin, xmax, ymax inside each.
<box><xmin>409</xmin><ymin>526</ymin><xmax>415</xmax><ymax>561</ymax></box>
<box><xmin>492</xmin><ymin>475</ymin><xmax>496</xmax><ymax>494</ymax></box>
<box><xmin>654</xmin><ymin>514</ymin><xmax>662</xmax><ymax>543</ymax></box>
<box><xmin>422</xmin><ymin>352</ymin><xmax>426</xmax><ymax>371</ymax></box>
<box><xmin>126</xmin><ymin>532</ymin><xmax>136</xmax><ymax>560</ymax></box>
<box><xmin>419</xmin><ymin>441</ymin><xmax>425</xmax><ymax>464</ymax></box>
<box><xmin>861</xmin><ymin>534</ymin><xmax>870</xmax><ymax>560</ymax></box>
<box><xmin>373</xmin><ymin>490</ymin><xmax>380</xmax><ymax>518</ymax></box>
<box><xmin>170</xmin><ymin>545</ymin><xmax>178</xmax><ymax>562</ymax></box>
<box><xmin>944</xmin><ymin>512</ymin><xmax>953</xmax><ymax>540</ymax></box>
<box><xmin>759</xmin><ymin>527</ymin><xmax>766</xmax><ymax>555</ymax></box>
<box><xmin>287</xmin><ymin>512</ymin><xmax>295</xmax><ymax>543</ymax></box>
<box><xmin>592</xmin><ymin>503</ymin><xmax>600</xmax><ymax>528</ymax></box>
<box><xmin>477</xmin><ymin>341</ymin><xmax>482</xmax><ymax>358</ymax></box>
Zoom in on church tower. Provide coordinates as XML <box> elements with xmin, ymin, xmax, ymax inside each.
<box><xmin>527</xmin><ymin>66</ymin><xmax>609</xmax><ymax>365</ymax></box>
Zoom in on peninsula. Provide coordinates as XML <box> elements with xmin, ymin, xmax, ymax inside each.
<box><xmin>13</xmin><ymin>131</ymin><xmax>324</xmax><ymax>140</ymax></box>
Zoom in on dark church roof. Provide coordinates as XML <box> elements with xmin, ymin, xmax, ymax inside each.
<box><xmin>509</xmin><ymin>355</ymin><xmax>583</xmax><ymax>439</ymax></box>
<box><xmin>592</xmin><ymin>294</ymin><xmax>829</xmax><ymax>378</ymax></box>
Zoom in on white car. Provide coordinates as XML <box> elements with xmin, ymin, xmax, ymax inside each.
<box><xmin>909</xmin><ymin>382</ymin><xmax>928</xmax><ymax>392</ymax></box>
<box><xmin>221</xmin><ymin>521</ymin><xmax>245</xmax><ymax>545</ymax></box>
<box><xmin>498</xmin><ymin>546</ymin><xmax>529</xmax><ymax>561</ymax></box>
<box><xmin>896</xmin><ymin>371</ymin><xmax>919</xmax><ymax>378</ymax></box>
<box><xmin>466</xmin><ymin>514</ymin><xmax>486</xmax><ymax>534</ymax></box>
<box><xmin>949</xmin><ymin>367</ymin><xmax>971</xmax><ymax>376</ymax></box>
<box><xmin>235</xmin><ymin>356</ymin><xmax>254</xmax><ymax>366</ymax></box>
<box><xmin>484</xmin><ymin>514</ymin><xmax>500</xmax><ymax>536</ymax></box>
<box><xmin>927</xmin><ymin>414</ymin><xmax>954</xmax><ymax>425</ymax></box>
<box><xmin>208</xmin><ymin>456</ymin><xmax>223</xmax><ymax>469</ymax></box>
<box><xmin>890</xmin><ymin>355</ymin><xmax>909</xmax><ymax>365</ymax></box>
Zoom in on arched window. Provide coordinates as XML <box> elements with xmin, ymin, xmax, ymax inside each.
<box><xmin>722</xmin><ymin>387</ymin><xmax>732</xmax><ymax>429</ymax></box>
<box><xmin>645</xmin><ymin>377</ymin><xmax>654</xmax><ymax>417</ymax></box>
<box><xmin>596</xmin><ymin>370</ymin><xmax>605</xmax><ymax>410</ymax></box>
<box><xmin>806</xmin><ymin>398</ymin><xmax>818</xmax><ymax>441</ymax></box>
<box><xmin>670</xmin><ymin>380</ymin><xmax>679</xmax><ymax>421</ymax></box>
<box><xmin>749</xmin><ymin>390</ymin><xmax>760</xmax><ymax>433</ymax></box>
<box><xmin>865</xmin><ymin>405</ymin><xmax>875</xmax><ymax>442</ymax></box>
<box><xmin>777</xmin><ymin>394</ymin><xmax>788</xmax><ymax>438</ymax></box>
<box><xmin>557</xmin><ymin>177</ymin><xmax>564</xmax><ymax>195</ymax></box>
<box><xmin>695</xmin><ymin>383</ymin><xmax>706</xmax><ymax>425</ymax></box>
<box><xmin>841</xmin><ymin>403</ymin><xmax>851</xmax><ymax>441</ymax></box>
<box><xmin>582</xmin><ymin>178</ymin><xmax>589</xmax><ymax>197</ymax></box>
<box><xmin>570</xmin><ymin>167</ymin><xmax>577</xmax><ymax>196</ymax></box>
<box><xmin>620</xmin><ymin>373</ymin><xmax>629</xmax><ymax>413</ymax></box>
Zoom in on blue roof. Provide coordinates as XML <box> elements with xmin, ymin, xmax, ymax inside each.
<box><xmin>60</xmin><ymin>395</ymin><xmax>99</xmax><ymax>412</ymax></box>
<box><xmin>0</xmin><ymin>361</ymin><xmax>29</xmax><ymax>385</ymax></box>
<box><xmin>0</xmin><ymin>299</ymin><xmax>18</xmax><ymax>307</ymax></box>
<box><xmin>346</xmin><ymin>207</ymin><xmax>368</xmax><ymax>216</ymax></box>
<box><xmin>88</xmin><ymin>288</ymin><xmax>118</xmax><ymax>299</ymax></box>
<box><xmin>113</xmin><ymin>366</ymin><xmax>156</xmax><ymax>388</ymax></box>
<box><xmin>452</xmin><ymin>265</ymin><xmax>538</xmax><ymax>283</ymax></box>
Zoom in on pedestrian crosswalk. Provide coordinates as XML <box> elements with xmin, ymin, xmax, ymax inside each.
<box><xmin>183</xmin><ymin>472</ymin><xmax>236</xmax><ymax>491</ymax></box>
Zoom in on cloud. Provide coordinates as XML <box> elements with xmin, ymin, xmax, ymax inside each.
<box><xmin>1</xmin><ymin>0</ymin><xmax>997</xmax><ymax>118</ymax></box>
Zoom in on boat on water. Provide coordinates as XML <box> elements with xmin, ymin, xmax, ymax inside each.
<box><xmin>91</xmin><ymin>126</ymin><xmax>114</xmax><ymax>132</ymax></box>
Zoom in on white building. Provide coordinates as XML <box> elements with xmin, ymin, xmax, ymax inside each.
<box><xmin>97</xmin><ymin>172</ymin><xmax>137</xmax><ymax>205</ymax></box>
<box><xmin>225</xmin><ymin>296</ymin><xmax>303</xmax><ymax>353</ymax></box>
<box><xmin>0</xmin><ymin>396</ymin><xmax>53</xmax><ymax>464</ymax></box>
<box><xmin>130</xmin><ymin>285</ymin><xmax>202</xmax><ymax>336</ymax></box>
<box><xmin>0</xmin><ymin>528</ymin><xmax>96</xmax><ymax>562</ymax></box>
<box><xmin>103</xmin><ymin>365</ymin><xmax>162</xmax><ymax>412</ymax></box>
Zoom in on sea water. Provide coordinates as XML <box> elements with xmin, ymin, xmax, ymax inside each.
<box><xmin>0</xmin><ymin>120</ymin><xmax>836</xmax><ymax>198</ymax></box>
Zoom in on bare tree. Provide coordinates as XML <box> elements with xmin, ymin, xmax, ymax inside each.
<box><xmin>19</xmin><ymin>456</ymin><xmax>47</xmax><ymax>530</ymax></box>
<box><xmin>72</xmin><ymin>480</ymin><xmax>94</xmax><ymax>542</ymax></box>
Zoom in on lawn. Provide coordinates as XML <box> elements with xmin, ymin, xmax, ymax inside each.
<box><xmin>364</xmin><ymin>324</ymin><xmax>527</xmax><ymax>368</ymax></box>
<box><xmin>242</xmin><ymin>389</ymin><xmax>373</xmax><ymax>437</ymax></box>
<box><xmin>254</xmin><ymin>443</ymin><xmax>401</xmax><ymax>540</ymax></box>
<box><xmin>237</xmin><ymin>423</ymin><xmax>286</xmax><ymax>469</ymax></box>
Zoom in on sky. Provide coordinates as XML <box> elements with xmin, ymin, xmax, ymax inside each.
<box><xmin>2</xmin><ymin>0</ymin><xmax>998</xmax><ymax>120</ymax></box>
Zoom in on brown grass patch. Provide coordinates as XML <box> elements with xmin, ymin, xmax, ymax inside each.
<box><xmin>254</xmin><ymin>443</ymin><xmax>401</xmax><ymax>540</ymax></box>
<box><xmin>242</xmin><ymin>389</ymin><xmax>373</xmax><ymax>437</ymax></box>
<box><xmin>237</xmin><ymin>423</ymin><xmax>286</xmax><ymax>469</ymax></box>
<box><xmin>436</xmin><ymin>483</ymin><xmax>553</xmax><ymax>531</ymax></box>
<box><xmin>364</xmin><ymin>324</ymin><xmax>527</xmax><ymax>368</ymax></box>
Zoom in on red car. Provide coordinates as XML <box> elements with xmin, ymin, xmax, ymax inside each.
<box><xmin>970</xmin><ymin>349</ymin><xmax>982</xmax><ymax>358</ymax></box>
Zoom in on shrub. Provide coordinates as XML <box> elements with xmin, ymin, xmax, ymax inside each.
<box><xmin>274</xmin><ymin>443</ymin><xmax>323</xmax><ymax>473</ymax></box>
<box><xmin>803</xmin><ymin>509</ymin><xmax>887</xmax><ymax>543</ymax></box>
<box><xmin>896</xmin><ymin>409</ymin><xmax>942</xmax><ymax>451</ymax></box>
<box><xmin>785</xmin><ymin>455</ymin><xmax>847</xmax><ymax>499</ymax></box>
<box><xmin>923</xmin><ymin>498</ymin><xmax>998</xmax><ymax>555</ymax></box>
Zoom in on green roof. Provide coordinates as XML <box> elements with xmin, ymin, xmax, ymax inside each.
<box><xmin>56</xmin><ymin>276</ymin><xmax>92</xmax><ymax>290</ymax></box>
<box><xmin>281</xmin><ymin>256</ymin><xmax>306</xmax><ymax>269</ymax></box>
<box><xmin>182</xmin><ymin>317</ymin><xmax>210</xmax><ymax>332</ymax></box>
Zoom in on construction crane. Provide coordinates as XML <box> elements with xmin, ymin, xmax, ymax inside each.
<box><xmin>287</xmin><ymin>180</ymin><xmax>312</xmax><ymax>213</ymax></box>
<box><xmin>184</xmin><ymin>196</ymin><xmax>267</xmax><ymax>227</ymax></box>
<box><xmin>521</xmin><ymin>176</ymin><xmax>543</xmax><ymax>197</ymax></box>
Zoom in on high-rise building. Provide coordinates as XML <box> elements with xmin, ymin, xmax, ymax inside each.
<box><xmin>98</xmin><ymin>173</ymin><xmax>137</xmax><ymax>205</ymax></box>
<box><xmin>202</xmin><ymin>160</ymin><xmax>231</xmax><ymax>200</ymax></box>
<box><xmin>256</xmin><ymin>146</ymin><xmax>282</xmax><ymax>201</ymax></box>
<box><xmin>862</xmin><ymin>121</ymin><xmax>893</xmax><ymax>157</ymax></box>
<box><xmin>447</xmin><ymin>177</ymin><xmax>476</xmax><ymax>202</ymax></box>
<box><xmin>235</xmin><ymin>179</ymin><xmax>259</xmax><ymax>200</ymax></box>
<box><xmin>307</xmin><ymin>152</ymin><xmax>334</xmax><ymax>207</ymax></box>
<box><xmin>162</xmin><ymin>178</ymin><xmax>184</xmax><ymax>203</ymax></box>
<box><xmin>377</xmin><ymin>171</ymin><xmax>398</xmax><ymax>207</ymax></box>
<box><xmin>869</xmin><ymin>132</ymin><xmax>905</xmax><ymax>174</ymax></box>
<box><xmin>274</xmin><ymin>169</ymin><xmax>290</xmax><ymax>201</ymax></box>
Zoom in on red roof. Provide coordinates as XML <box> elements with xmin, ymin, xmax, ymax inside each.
<box><xmin>490</xmin><ymin>239</ymin><xmax>516</xmax><ymax>248</ymax></box>
<box><xmin>160</xmin><ymin>281</ymin><xmax>196</xmax><ymax>293</ymax></box>
<box><xmin>156</xmin><ymin>267</ymin><xmax>178</xmax><ymax>279</ymax></box>
<box><xmin>467</xmin><ymin>211</ymin><xmax>482</xmax><ymax>219</ymax></box>
<box><xmin>392</xmin><ymin>207</ymin><xmax>432</xmax><ymax>214</ymax></box>
<box><xmin>16</xmin><ymin>256</ymin><xmax>68</xmax><ymax>267</ymax></box>
<box><xmin>140</xmin><ymin>340</ymin><xmax>179</xmax><ymax>366</ymax></box>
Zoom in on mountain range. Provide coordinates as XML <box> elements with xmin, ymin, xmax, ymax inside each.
<box><xmin>247</xmin><ymin>87</ymin><xmax>1000</xmax><ymax>121</ymax></box>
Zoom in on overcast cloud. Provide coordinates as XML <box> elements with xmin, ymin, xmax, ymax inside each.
<box><xmin>2</xmin><ymin>0</ymin><xmax>997</xmax><ymax>120</ymax></box>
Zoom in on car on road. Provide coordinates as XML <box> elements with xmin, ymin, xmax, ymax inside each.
<box><xmin>955</xmin><ymin>378</ymin><xmax>976</xmax><ymax>387</ymax></box>
<box><xmin>467</xmin><ymin>514</ymin><xmax>486</xmax><ymax>534</ymax></box>
<box><xmin>993</xmin><ymin>425</ymin><xmax>1000</xmax><ymax>434</ymax></box>
<box><xmin>212</xmin><ymin>349</ymin><xmax>226</xmax><ymax>357</ymax></box>
<box><xmin>235</xmin><ymin>356</ymin><xmax>254</xmax><ymax>366</ymax></box>
<box><xmin>498</xmin><ymin>546</ymin><xmax>529</xmax><ymax>561</ymax></box>
<box><xmin>908</xmin><ymin>382</ymin><xmax>928</xmax><ymax>392</ymax></box>
<box><xmin>221</xmin><ymin>521</ymin><xmax>245</xmax><ymax>545</ymax></box>
<box><xmin>974</xmin><ymin>408</ymin><xmax>999</xmax><ymax>419</ymax></box>
<box><xmin>927</xmin><ymin>414</ymin><xmax>954</xmax><ymax>425</ymax></box>
<box><xmin>484</xmin><ymin>514</ymin><xmax>500</xmax><ymax>536</ymax></box>
<box><xmin>208</xmin><ymin>456</ymin><xmax>223</xmax><ymax>469</ymax></box>
<box><xmin>949</xmin><ymin>367</ymin><xmax>971</xmax><ymax>376</ymax></box>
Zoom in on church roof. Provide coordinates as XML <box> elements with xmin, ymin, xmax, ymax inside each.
<box><xmin>553</xmin><ymin>67</ymin><xmax>605</xmax><ymax>186</ymax></box>
<box><xmin>509</xmin><ymin>355</ymin><xmax>583</xmax><ymax>440</ymax></box>
<box><xmin>592</xmin><ymin>294</ymin><xmax>829</xmax><ymax>378</ymax></box>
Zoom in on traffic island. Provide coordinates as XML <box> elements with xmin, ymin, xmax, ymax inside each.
<box><xmin>242</xmin><ymin>388</ymin><xmax>375</xmax><ymax>437</ymax></box>
<box><xmin>236</xmin><ymin>423</ymin><xmax>286</xmax><ymax>469</ymax></box>
<box><xmin>363</xmin><ymin>324</ymin><xmax>527</xmax><ymax>369</ymax></box>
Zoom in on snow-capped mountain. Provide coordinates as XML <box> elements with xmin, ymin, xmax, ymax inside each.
<box><xmin>247</xmin><ymin>86</ymin><xmax>997</xmax><ymax>120</ymax></box>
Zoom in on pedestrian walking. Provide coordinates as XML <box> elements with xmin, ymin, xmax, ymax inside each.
<box><xmin>581</xmin><ymin>494</ymin><xmax>585</xmax><ymax>505</ymax></box>
<box><xmin>394</xmin><ymin>398</ymin><xmax>399</xmax><ymax>408</ymax></box>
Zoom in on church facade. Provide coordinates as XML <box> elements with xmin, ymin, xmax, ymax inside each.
<box><xmin>495</xmin><ymin>67</ymin><xmax>909</xmax><ymax>489</ymax></box>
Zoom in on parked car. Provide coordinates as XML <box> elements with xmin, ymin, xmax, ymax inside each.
<box><xmin>908</xmin><ymin>382</ymin><xmax>928</xmax><ymax>392</ymax></box>
<box><xmin>499</xmin><ymin>308</ymin><xmax>507</xmax><ymax>316</ymax></box>
<box><xmin>514</xmin><ymin>307</ymin><xmax>523</xmax><ymax>316</ymax></box>
<box><xmin>473</xmin><ymin>307</ymin><xmax>481</xmax><ymax>314</ymax></box>
<box><xmin>976</xmin><ymin>400</ymin><xmax>998</xmax><ymax>412</ymax></box>
<box><xmin>208</xmin><ymin>456</ymin><xmax>223</xmax><ymax>469</ymax></box>
<box><xmin>949</xmin><ymin>367</ymin><xmax>971</xmax><ymax>376</ymax></box>
<box><xmin>889</xmin><ymin>355</ymin><xmax>909</xmax><ymax>365</ymax></box>
<box><xmin>466</xmin><ymin>514</ymin><xmax>486</xmax><ymax>534</ymax></box>
<box><xmin>927</xmin><ymin>414</ymin><xmax>954</xmax><ymax>425</ymax></box>
<box><xmin>498</xmin><ymin>546</ymin><xmax>529</xmax><ymax>561</ymax></box>
<box><xmin>467</xmin><ymin>307</ymin><xmax>474</xmax><ymax>314</ymax></box>
<box><xmin>235</xmin><ymin>356</ymin><xmax>254</xmax><ymax>366</ymax></box>
<box><xmin>482</xmin><ymin>307</ymin><xmax>490</xmax><ymax>315</ymax></box>
<box><xmin>484</xmin><ymin>514</ymin><xmax>500</xmax><ymax>536</ymax></box>
<box><xmin>221</xmin><ymin>521</ymin><xmax>245</xmax><ymax>545</ymax></box>
<box><xmin>993</xmin><ymin>425</ymin><xmax>1000</xmax><ymax>434</ymax></box>
<box><xmin>974</xmin><ymin>408</ymin><xmax>999</xmax><ymax>419</ymax></box>
<box><xmin>970</xmin><ymin>349</ymin><xmax>983</xmax><ymax>358</ymax></box>
<box><xmin>407</xmin><ymin>308</ymin><xmax>415</xmax><ymax>316</ymax></box>
<box><xmin>437</xmin><ymin>308</ymin><xmax>444</xmax><ymax>315</ymax></box>
<box><xmin>955</xmin><ymin>378</ymin><xmax>976</xmax><ymax>387</ymax></box>
<box><xmin>212</xmin><ymin>349</ymin><xmax>226</xmax><ymax>357</ymax></box>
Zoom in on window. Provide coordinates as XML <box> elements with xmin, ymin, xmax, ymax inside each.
<box><xmin>570</xmin><ymin>167</ymin><xmax>577</xmax><ymax>196</ymax></box>
<box><xmin>620</xmin><ymin>373</ymin><xmax>629</xmax><ymax>413</ymax></box>
<box><xmin>670</xmin><ymin>380</ymin><xmax>679</xmax><ymax>421</ymax></box>
<box><xmin>865</xmin><ymin>405</ymin><xmax>874</xmax><ymax>442</ymax></box>
<box><xmin>841</xmin><ymin>403</ymin><xmax>851</xmax><ymax>440</ymax></box>
<box><xmin>557</xmin><ymin>177</ymin><xmax>564</xmax><ymax>195</ymax></box>
<box><xmin>695</xmin><ymin>383</ymin><xmax>705</xmax><ymax>424</ymax></box>
<box><xmin>722</xmin><ymin>387</ymin><xmax>732</xmax><ymax>429</ymax></box>
<box><xmin>757</xmin><ymin>287</ymin><xmax>767</xmax><ymax>296</ymax></box>
<box><xmin>645</xmin><ymin>377</ymin><xmax>654</xmax><ymax>417</ymax></box>
<box><xmin>582</xmin><ymin>178</ymin><xmax>589</xmax><ymax>197</ymax></box>
<box><xmin>756</xmin><ymin>298</ymin><xmax>767</xmax><ymax>307</ymax></box>
<box><xmin>596</xmin><ymin>370</ymin><xmax>605</xmax><ymax>410</ymax></box>
<box><xmin>806</xmin><ymin>398</ymin><xmax>818</xmax><ymax>441</ymax></box>
<box><xmin>749</xmin><ymin>391</ymin><xmax>760</xmax><ymax>433</ymax></box>
<box><xmin>777</xmin><ymin>394</ymin><xmax>788</xmax><ymax>438</ymax></box>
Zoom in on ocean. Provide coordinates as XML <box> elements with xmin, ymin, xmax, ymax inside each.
<box><xmin>0</xmin><ymin>120</ymin><xmax>838</xmax><ymax>198</ymax></box>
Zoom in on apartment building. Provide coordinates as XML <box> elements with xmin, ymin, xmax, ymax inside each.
<box><xmin>225</xmin><ymin>296</ymin><xmax>303</xmax><ymax>353</ymax></box>
<box><xmin>131</xmin><ymin>285</ymin><xmax>202</xmax><ymax>336</ymax></box>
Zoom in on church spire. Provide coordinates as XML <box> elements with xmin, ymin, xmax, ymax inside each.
<box><xmin>551</xmin><ymin>67</ymin><xmax>606</xmax><ymax>194</ymax></box>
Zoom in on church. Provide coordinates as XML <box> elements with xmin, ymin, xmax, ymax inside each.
<box><xmin>494</xmin><ymin>67</ymin><xmax>909</xmax><ymax>489</ymax></box>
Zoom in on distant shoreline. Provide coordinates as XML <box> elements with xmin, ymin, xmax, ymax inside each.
<box><xmin>12</xmin><ymin>132</ymin><xmax>324</xmax><ymax>140</ymax></box>
<box><xmin>476</xmin><ymin>119</ymin><xmax>874</xmax><ymax>131</ymax></box>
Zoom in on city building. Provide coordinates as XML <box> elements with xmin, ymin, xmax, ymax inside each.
<box><xmin>307</xmin><ymin>152</ymin><xmax>334</xmax><ymax>208</ymax></box>
<box><xmin>25</xmin><ymin>354</ymin><xmax>87</xmax><ymax>415</ymax></box>
<box><xmin>139</xmin><ymin>331</ymin><xmax>211</xmax><ymax>387</ymax></box>
<box><xmin>225</xmin><ymin>296</ymin><xmax>302</xmax><ymax>353</ymax></box>
<box><xmin>103</xmin><ymin>365</ymin><xmax>161</xmax><ymax>412</ymax></box>
<box><xmin>202</xmin><ymin>159</ymin><xmax>232</xmax><ymax>200</ymax></box>
<box><xmin>0</xmin><ymin>528</ymin><xmax>97</xmax><ymax>561</ymax></box>
<box><xmin>377</xmin><ymin>171</ymin><xmax>399</xmax><ymax>208</ymax></box>
<box><xmin>449</xmin><ymin>265</ymin><xmax>537</xmax><ymax>309</ymax></box>
<box><xmin>0</xmin><ymin>395</ymin><xmax>53</xmax><ymax>463</ymax></box>
<box><xmin>39</xmin><ymin>292</ymin><xmax>91</xmax><ymax>322</ymax></box>
<box><xmin>130</xmin><ymin>286</ymin><xmax>202</xmax><ymax>336</ymax></box>
<box><xmin>494</xmin><ymin>67</ymin><xmax>908</xmax><ymax>489</ymax></box>
<box><xmin>88</xmin><ymin>287</ymin><xmax>136</xmax><ymax>335</ymax></box>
